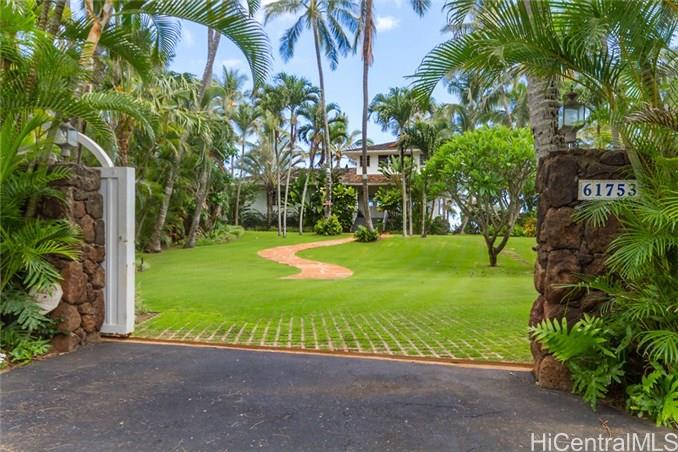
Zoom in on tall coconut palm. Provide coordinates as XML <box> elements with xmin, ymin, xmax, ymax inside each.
<box><xmin>271</xmin><ymin>73</ymin><xmax>319</xmax><ymax>237</ymax></box>
<box><xmin>184</xmin><ymin>81</ymin><xmax>235</xmax><ymax>249</ymax></box>
<box><xmin>265</xmin><ymin>0</ymin><xmax>359</xmax><ymax>218</ymax></box>
<box><xmin>356</xmin><ymin>0</ymin><xmax>430</xmax><ymax>233</ymax></box>
<box><xmin>257</xmin><ymin>86</ymin><xmax>288</xmax><ymax>235</ymax></box>
<box><xmin>297</xmin><ymin>101</ymin><xmax>343</xmax><ymax>233</ymax></box>
<box><xmin>369</xmin><ymin>87</ymin><xmax>425</xmax><ymax>236</ymax></box>
<box><xmin>231</xmin><ymin>101</ymin><xmax>261</xmax><ymax>225</ymax></box>
<box><xmin>329</xmin><ymin>120</ymin><xmax>360</xmax><ymax>168</ymax></box>
<box><xmin>401</xmin><ymin>119</ymin><xmax>449</xmax><ymax>237</ymax></box>
<box><xmin>216</xmin><ymin>67</ymin><xmax>249</xmax><ymax>176</ymax></box>
<box><xmin>74</xmin><ymin>0</ymin><xmax>270</xmax><ymax>83</ymax></box>
<box><xmin>241</xmin><ymin>136</ymin><xmax>295</xmax><ymax>228</ymax></box>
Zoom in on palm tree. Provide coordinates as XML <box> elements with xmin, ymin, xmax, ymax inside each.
<box><xmin>215</xmin><ymin>67</ymin><xmax>249</xmax><ymax>176</ymax></box>
<box><xmin>401</xmin><ymin>119</ymin><xmax>450</xmax><ymax>237</ymax></box>
<box><xmin>265</xmin><ymin>0</ymin><xmax>359</xmax><ymax>218</ymax></box>
<box><xmin>329</xmin><ymin>120</ymin><xmax>360</xmax><ymax>168</ymax></box>
<box><xmin>442</xmin><ymin>73</ymin><xmax>506</xmax><ymax>132</ymax></box>
<box><xmin>231</xmin><ymin>102</ymin><xmax>261</xmax><ymax>225</ymax></box>
<box><xmin>369</xmin><ymin>87</ymin><xmax>425</xmax><ymax>236</ymax></box>
<box><xmin>356</xmin><ymin>0</ymin><xmax>430</xmax><ymax>233</ymax></box>
<box><xmin>184</xmin><ymin>82</ymin><xmax>235</xmax><ymax>249</ymax></box>
<box><xmin>297</xmin><ymin>101</ymin><xmax>343</xmax><ymax>233</ymax></box>
<box><xmin>272</xmin><ymin>73</ymin><xmax>319</xmax><ymax>237</ymax></box>
<box><xmin>241</xmin><ymin>137</ymin><xmax>295</xmax><ymax>228</ymax></box>
<box><xmin>257</xmin><ymin>86</ymin><xmax>288</xmax><ymax>235</ymax></box>
<box><xmin>76</xmin><ymin>0</ymin><xmax>270</xmax><ymax>85</ymax></box>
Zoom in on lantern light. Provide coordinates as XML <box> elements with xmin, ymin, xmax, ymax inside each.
<box><xmin>54</xmin><ymin>122</ymin><xmax>78</xmax><ymax>158</ymax></box>
<box><xmin>559</xmin><ymin>91</ymin><xmax>588</xmax><ymax>148</ymax></box>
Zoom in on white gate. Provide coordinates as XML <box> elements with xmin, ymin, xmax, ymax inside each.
<box><xmin>76</xmin><ymin>133</ymin><xmax>135</xmax><ymax>335</ymax></box>
<box><xmin>99</xmin><ymin>167</ymin><xmax>135</xmax><ymax>335</ymax></box>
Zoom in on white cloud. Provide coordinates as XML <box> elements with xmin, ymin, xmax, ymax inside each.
<box><xmin>182</xmin><ymin>27</ymin><xmax>195</xmax><ymax>47</ymax></box>
<box><xmin>221</xmin><ymin>58</ymin><xmax>244</xmax><ymax>69</ymax></box>
<box><xmin>375</xmin><ymin>15</ymin><xmax>400</xmax><ymax>32</ymax></box>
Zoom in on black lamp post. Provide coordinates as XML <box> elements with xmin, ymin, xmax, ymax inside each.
<box><xmin>559</xmin><ymin>91</ymin><xmax>588</xmax><ymax>148</ymax></box>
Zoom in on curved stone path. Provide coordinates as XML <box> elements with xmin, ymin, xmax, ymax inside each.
<box><xmin>257</xmin><ymin>237</ymin><xmax>355</xmax><ymax>279</ymax></box>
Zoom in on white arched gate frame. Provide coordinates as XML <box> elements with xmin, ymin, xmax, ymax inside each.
<box><xmin>77</xmin><ymin>133</ymin><xmax>135</xmax><ymax>335</ymax></box>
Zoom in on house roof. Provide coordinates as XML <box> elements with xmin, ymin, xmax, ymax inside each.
<box><xmin>344</xmin><ymin>141</ymin><xmax>420</xmax><ymax>155</ymax></box>
<box><xmin>339</xmin><ymin>172</ymin><xmax>390</xmax><ymax>186</ymax></box>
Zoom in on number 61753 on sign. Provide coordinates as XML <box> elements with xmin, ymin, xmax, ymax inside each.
<box><xmin>578</xmin><ymin>179</ymin><xmax>638</xmax><ymax>200</ymax></box>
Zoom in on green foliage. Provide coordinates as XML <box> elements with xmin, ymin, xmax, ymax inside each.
<box><xmin>428</xmin><ymin>126</ymin><xmax>535</xmax><ymax>265</ymax></box>
<box><xmin>324</xmin><ymin>184</ymin><xmax>357</xmax><ymax>232</ymax></box>
<box><xmin>314</xmin><ymin>215</ymin><xmax>343</xmax><ymax>236</ymax></box>
<box><xmin>0</xmin><ymin>219</ymin><xmax>81</xmax><ymax>292</ymax></box>
<box><xmin>0</xmin><ymin>326</ymin><xmax>51</xmax><ymax>365</ymax></box>
<box><xmin>0</xmin><ymin>291</ymin><xmax>55</xmax><ymax>364</ymax></box>
<box><xmin>429</xmin><ymin>217</ymin><xmax>450</xmax><ymax>235</ymax></box>
<box><xmin>627</xmin><ymin>363</ymin><xmax>678</xmax><ymax>428</ymax></box>
<box><xmin>196</xmin><ymin>225</ymin><xmax>245</xmax><ymax>246</ymax></box>
<box><xmin>530</xmin><ymin>316</ymin><xmax>628</xmax><ymax>409</ymax></box>
<box><xmin>0</xmin><ymin>117</ymin><xmax>80</xmax><ymax>364</ymax></box>
<box><xmin>354</xmin><ymin>225</ymin><xmax>378</xmax><ymax>242</ymax></box>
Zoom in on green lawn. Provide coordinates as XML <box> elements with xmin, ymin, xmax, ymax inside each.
<box><xmin>135</xmin><ymin>231</ymin><xmax>537</xmax><ymax>362</ymax></box>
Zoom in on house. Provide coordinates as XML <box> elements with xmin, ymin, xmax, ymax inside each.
<box><xmin>340</xmin><ymin>141</ymin><xmax>450</xmax><ymax>229</ymax></box>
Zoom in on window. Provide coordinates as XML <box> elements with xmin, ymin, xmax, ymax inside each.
<box><xmin>359</xmin><ymin>156</ymin><xmax>371</xmax><ymax>167</ymax></box>
<box><xmin>378</xmin><ymin>155</ymin><xmax>389</xmax><ymax>167</ymax></box>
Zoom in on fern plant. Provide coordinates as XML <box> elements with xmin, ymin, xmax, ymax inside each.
<box><xmin>627</xmin><ymin>363</ymin><xmax>678</xmax><ymax>428</ymax></box>
<box><xmin>530</xmin><ymin>316</ymin><xmax>629</xmax><ymax>409</ymax></box>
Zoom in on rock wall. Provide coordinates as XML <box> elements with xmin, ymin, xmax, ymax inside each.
<box><xmin>41</xmin><ymin>164</ymin><xmax>105</xmax><ymax>353</ymax></box>
<box><xmin>530</xmin><ymin>149</ymin><xmax>630</xmax><ymax>389</ymax></box>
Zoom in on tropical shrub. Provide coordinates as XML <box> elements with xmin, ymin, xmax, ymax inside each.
<box><xmin>196</xmin><ymin>224</ymin><xmax>245</xmax><ymax>246</ymax></box>
<box><xmin>0</xmin><ymin>124</ymin><xmax>80</xmax><ymax>364</ymax></box>
<box><xmin>373</xmin><ymin>187</ymin><xmax>402</xmax><ymax>232</ymax></box>
<box><xmin>314</xmin><ymin>215</ymin><xmax>343</xmax><ymax>236</ymax></box>
<box><xmin>328</xmin><ymin>184</ymin><xmax>358</xmax><ymax>232</ymax></box>
<box><xmin>428</xmin><ymin>126</ymin><xmax>535</xmax><ymax>266</ymax></box>
<box><xmin>428</xmin><ymin>217</ymin><xmax>450</xmax><ymax>235</ymax></box>
<box><xmin>354</xmin><ymin>225</ymin><xmax>378</xmax><ymax>242</ymax></box>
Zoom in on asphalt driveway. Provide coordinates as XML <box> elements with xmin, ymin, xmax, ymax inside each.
<box><xmin>1</xmin><ymin>342</ymin><xmax>668</xmax><ymax>451</ymax></box>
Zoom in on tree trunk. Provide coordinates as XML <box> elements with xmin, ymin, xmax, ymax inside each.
<box><xmin>408</xmin><ymin>182</ymin><xmax>413</xmax><ymax>236</ymax></box>
<box><xmin>312</xmin><ymin>21</ymin><xmax>333</xmax><ymax>218</ymax></box>
<box><xmin>47</xmin><ymin>0</ymin><xmax>67</xmax><ymax>35</ymax></box>
<box><xmin>148</xmin><ymin>149</ymin><xmax>183</xmax><ymax>252</ymax></box>
<box><xmin>420</xmin><ymin>185</ymin><xmax>427</xmax><ymax>238</ymax></box>
<box><xmin>181</xmin><ymin>29</ymin><xmax>221</xmax><ymax>249</ymax></box>
<box><xmin>38</xmin><ymin>0</ymin><xmax>51</xmax><ymax>30</ymax></box>
<box><xmin>184</xmin><ymin>159</ymin><xmax>211</xmax><ymax>248</ymax></box>
<box><xmin>149</xmin><ymin>29</ymin><xmax>220</xmax><ymax>251</ymax></box>
<box><xmin>234</xmin><ymin>138</ymin><xmax>246</xmax><ymax>225</ymax></box>
<box><xmin>199</xmin><ymin>28</ymin><xmax>221</xmax><ymax>100</ymax></box>
<box><xmin>275</xmin><ymin>132</ymin><xmax>282</xmax><ymax>236</ymax></box>
<box><xmin>526</xmin><ymin>75</ymin><xmax>561</xmax><ymax>161</ymax></box>
<box><xmin>360</xmin><ymin>0</ymin><xmax>375</xmax><ymax>232</ymax></box>
<box><xmin>459</xmin><ymin>214</ymin><xmax>469</xmax><ymax>234</ymax></box>
<box><xmin>399</xmin><ymin>145</ymin><xmax>407</xmax><ymax>237</ymax></box>
<box><xmin>114</xmin><ymin>117</ymin><xmax>132</xmax><ymax>166</ymax></box>
<box><xmin>299</xmin><ymin>150</ymin><xmax>316</xmax><ymax>234</ymax></box>
<box><xmin>299</xmin><ymin>169</ymin><xmax>310</xmax><ymax>234</ymax></box>
<box><xmin>488</xmin><ymin>248</ymin><xmax>498</xmax><ymax>267</ymax></box>
<box><xmin>81</xmin><ymin>0</ymin><xmax>114</xmax><ymax>73</ymax></box>
<box><xmin>266</xmin><ymin>189</ymin><xmax>272</xmax><ymax>228</ymax></box>
<box><xmin>283</xmin><ymin>164</ymin><xmax>292</xmax><ymax>237</ymax></box>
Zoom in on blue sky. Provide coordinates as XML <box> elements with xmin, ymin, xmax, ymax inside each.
<box><xmin>169</xmin><ymin>0</ymin><xmax>452</xmax><ymax>144</ymax></box>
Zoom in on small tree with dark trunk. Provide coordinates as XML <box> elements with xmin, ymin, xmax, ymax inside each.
<box><xmin>428</xmin><ymin>126</ymin><xmax>535</xmax><ymax>266</ymax></box>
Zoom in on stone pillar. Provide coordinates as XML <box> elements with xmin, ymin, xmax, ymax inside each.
<box><xmin>530</xmin><ymin>149</ymin><xmax>629</xmax><ymax>389</ymax></box>
<box><xmin>40</xmin><ymin>164</ymin><xmax>106</xmax><ymax>353</ymax></box>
